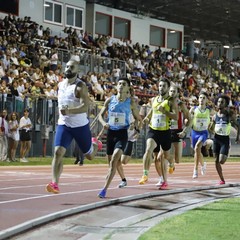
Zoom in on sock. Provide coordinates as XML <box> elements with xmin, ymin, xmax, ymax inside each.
<box><xmin>143</xmin><ymin>170</ymin><xmax>149</xmax><ymax>176</ymax></box>
<box><xmin>122</xmin><ymin>178</ymin><xmax>126</xmax><ymax>182</ymax></box>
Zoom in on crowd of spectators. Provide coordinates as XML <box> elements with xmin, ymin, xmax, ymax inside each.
<box><xmin>0</xmin><ymin>13</ymin><xmax>239</xmax><ymax>122</ymax></box>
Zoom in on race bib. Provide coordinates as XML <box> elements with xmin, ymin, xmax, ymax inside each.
<box><xmin>215</xmin><ymin>123</ymin><xmax>228</xmax><ymax>135</ymax></box>
<box><xmin>195</xmin><ymin>118</ymin><xmax>208</xmax><ymax>131</ymax></box>
<box><xmin>109</xmin><ymin>112</ymin><xmax>126</xmax><ymax>126</ymax></box>
<box><xmin>151</xmin><ymin>113</ymin><xmax>166</xmax><ymax>128</ymax></box>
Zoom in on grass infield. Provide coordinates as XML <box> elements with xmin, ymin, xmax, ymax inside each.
<box><xmin>139</xmin><ymin>197</ymin><xmax>240</xmax><ymax>240</ymax></box>
<box><xmin>0</xmin><ymin>156</ymin><xmax>239</xmax><ymax>166</ymax></box>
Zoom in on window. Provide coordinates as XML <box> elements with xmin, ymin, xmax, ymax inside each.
<box><xmin>167</xmin><ymin>29</ymin><xmax>182</xmax><ymax>50</ymax></box>
<box><xmin>150</xmin><ymin>25</ymin><xmax>165</xmax><ymax>47</ymax></box>
<box><xmin>114</xmin><ymin>17</ymin><xmax>130</xmax><ymax>40</ymax></box>
<box><xmin>95</xmin><ymin>12</ymin><xmax>112</xmax><ymax>36</ymax></box>
<box><xmin>44</xmin><ymin>1</ymin><xmax>63</xmax><ymax>25</ymax></box>
<box><xmin>66</xmin><ymin>5</ymin><xmax>83</xmax><ymax>29</ymax></box>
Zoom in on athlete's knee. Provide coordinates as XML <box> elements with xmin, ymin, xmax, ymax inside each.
<box><xmin>121</xmin><ymin>156</ymin><xmax>129</xmax><ymax>165</ymax></box>
<box><xmin>54</xmin><ymin>146</ymin><xmax>65</xmax><ymax>158</ymax></box>
<box><xmin>219</xmin><ymin>158</ymin><xmax>226</xmax><ymax>164</ymax></box>
<box><xmin>194</xmin><ymin>143</ymin><xmax>202</xmax><ymax>152</ymax></box>
<box><xmin>145</xmin><ymin>149</ymin><xmax>154</xmax><ymax>159</ymax></box>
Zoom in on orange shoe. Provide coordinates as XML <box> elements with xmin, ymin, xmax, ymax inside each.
<box><xmin>46</xmin><ymin>182</ymin><xmax>60</xmax><ymax>194</ymax></box>
<box><xmin>168</xmin><ymin>163</ymin><xmax>175</xmax><ymax>174</ymax></box>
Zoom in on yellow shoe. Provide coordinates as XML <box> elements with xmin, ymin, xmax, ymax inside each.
<box><xmin>139</xmin><ymin>175</ymin><xmax>148</xmax><ymax>184</ymax></box>
<box><xmin>168</xmin><ymin>164</ymin><xmax>175</xmax><ymax>174</ymax></box>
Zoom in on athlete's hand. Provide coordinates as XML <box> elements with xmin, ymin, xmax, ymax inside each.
<box><xmin>158</xmin><ymin>105</ymin><xmax>166</xmax><ymax>114</ymax></box>
<box><xmin>178</xmin><ymin>131</ymin><xmax>186</xmax><ymax>139</ymax></box>
<box><xmin>60</xmin><ymin>108</ymin><xmax>69</xmax><ymax>115</ymax></box>
<box><xmin>142</xmin><ymin>117</ymin><xmax>150</xmax><ymax>125</ymax></box>
<box><xmin>103</xmin><ymin>123</ymin><xmax>110</xmax><ymax>129</ymax></box>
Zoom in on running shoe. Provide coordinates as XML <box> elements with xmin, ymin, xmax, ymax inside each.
<box><xmin>46</xmin><ymin>182</ymin><xmax>60</xmax><ymax>194</ymax></box>
<box><xmin>168</xmin><ymin>163</ymin><xmax>175</xmax><ymax>174</ymax></box>
<box><xmin>155</xmin><ymin>177</ymin><xmax>163</xmax><ymax>186</ymax></box>
<box><xmin>98</xmin><ymin>188</ymin><xmax>106</xmax><ymax>198</ymax></box>
<box><xmin>219</xmin><ymin>180</ymin><xmax>225</xmax><ymax>185</ymax></box>
<box><xmin>139</xmin><ymin>175</ymin><xmax>148</xmax><ymax>184</ymax></box>
<box><xmin>118</xmin><ymin>180</ymin><xmax>127</xmax><ymax>188</ymax></box>
<box><xmin>159</xmin><ymin>182</ymin><xmax>168</xmax><ymax>190</ymax></box>
<box><xmin>92</xmin><ymin>137</ymin><xmax>103</xmax><ymax>150</ymax></box>
<box><xmin>192</xmin><ymin>170</ymin><xmax>198</xmax><ymax>179</ymax></box>
<box><xmin>20</xmin><ymin>158</ymin><xmax>29</xmax><ymax>163</ymax></box>
<box><xmin>201</xmin><ymin>162</ymin><xmax>207</xmax><ymax>175</ymax></box>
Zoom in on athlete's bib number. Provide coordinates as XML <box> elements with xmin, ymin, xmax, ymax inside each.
<box><xmin>215</xmin><ymin>123</ymin><xmax>228</xmax><ymax>135</ymax></box>
<box><xmin>195</xmin><ymin>118</ymin><xmax>208</xmax><ymax>131</ymax></box>
<box><xmin>109</xmin><ymin>112</ymin><xmax>126</xmax><ymax>126</ymax></box>
<box><xmin>152</xmin><ymin>114</ymin><xmax>166</xmax><ymax>128</ymax></box>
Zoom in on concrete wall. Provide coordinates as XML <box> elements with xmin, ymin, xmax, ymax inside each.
<box><xmin>90</xmin><ymin>3</ymin><xmax>183</xmax><ymax>51</ymax></box>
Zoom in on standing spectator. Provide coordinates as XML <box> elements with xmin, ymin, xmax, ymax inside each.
<box><xmin>111</xmin><ymin>64</ymin><xmax>121</xmax><ymax>83</ymax></box>
<box><xmin>49</xmin><ymin>49</ymin><xmax>58</xmax><ymax>71</ymax></box>
<box><xmin>19</xmin><ymin>109</ymin><xmax>32</xmax><ymax>163</ymax></box>
<box><xmin>37</xmin><ymin>25</ymin><xmax>43</xmax><ymax>37</ymax></box>
<box><xmin>0</xmin><ymin>80</ymin><xmax>9</xmax><ymax>109</ymax></box>
<box><xmin>8</xmin><ymin>112</ymin><xmax>19</xmax><ymax>162</ymax></box>
<box><xmin>0</xmin><ymin>109</ymin><xmax>8</xmax><ymax>161</ymax></box>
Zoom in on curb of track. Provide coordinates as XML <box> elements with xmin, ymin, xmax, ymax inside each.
<box><xmin>0</xmin><ymin>183</ymin><xmax>239</xmax><ymax>240</ymax></box>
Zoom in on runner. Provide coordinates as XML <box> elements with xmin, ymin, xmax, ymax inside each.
<box><xmin>46</xmin><ymin>60</ymin><xmax>102</xmax><ymax>194</ymax></box>
<box><xmin>209</xmin><ymin>95</ymin><xmax>239</xmax><ymax>184</ymax></box>
<box><xmin>97</xmin><ymin>78</ymin><xmax>141</xmax><ymax>198</ymax></box>
<box><xmin>139</xmin><ymin>78</ymin><xmax>178</xmax><ymax>189</ymax></box>
<box><xmin>155</xmin><ymin>84</ymin><xmax>191</xmax><ymax>186</ymax></box>
<box><xmin>189</xmin><ymin>91</ymin><xmax>211</xmax><ymax>178</ymax></box>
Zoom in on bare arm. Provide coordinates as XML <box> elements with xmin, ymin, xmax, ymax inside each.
<box><xmin>178</xmin><ymin>102</ymin><xmax>192</xmax><ymax>138</ymax></box>
<box><xmin>98</xmin><ymin>97</ymin><xmax>111</xmax><ymax>129</ymax></box>
<box><xmin>131</xmin><ymin>97</ymin><xmax>142</xmax><ymax>129</ymax></box>
<box><xmin>230</xmin><ymin>111</ymin><xmax>239</xmax><ymax>142</ymax></box>
<box><xmin>208</xmin><ymin>114</ymin><xmax>216</xmax><ymax>134</ymax></box>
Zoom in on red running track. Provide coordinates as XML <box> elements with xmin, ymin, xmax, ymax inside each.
<box><xmin>0</xmin><ymin>162</ymin><xmax>239</xmax><ymax>232</ymax></box>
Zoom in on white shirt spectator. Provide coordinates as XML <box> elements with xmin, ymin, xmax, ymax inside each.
<box><xmin>10</xmin><ymin>54</ymin><xmax>20</xmax><ymax>66</ymax></box>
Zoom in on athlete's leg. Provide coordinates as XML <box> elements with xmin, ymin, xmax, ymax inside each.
<box><xmin>143</xmin><ymin>138</ymin><xmax>157</xmax><ymax>173</ymax></box>
<box><xmin>173</xmin><ymin>141</ymin><xmax>182</xmax><ymax>164</ymax></box>
<box><xmin>52</xmin><ymin>146</ymin><xmax>66</xmax><ymax>184</ymax></box>
<box><xmin>194</xmin><ymin>139</ymin><xmax>203</xmax><ymax>171</ymax></box>
<box><xmin>103</xmin><ymin>148</ymin><xmax>123</xmax><ymax>189</ymax></box>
